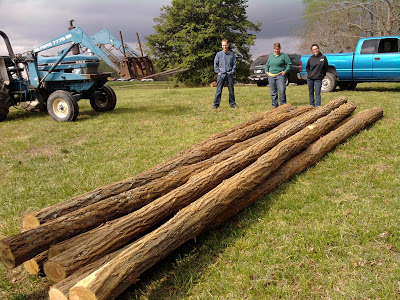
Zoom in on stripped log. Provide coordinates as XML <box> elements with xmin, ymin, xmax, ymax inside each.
<box><xmin>68</xmin><ymin>103</ymin><xmax>358</xmax><ymax>300</ymax></box>
<box><xmin>0</xmin><ymin>105</ymin><xmax>306</xmax><ymax>268</ymax></box>
<box><xmin>22</xmin><ymin>104</ymin><xmax>298</xmax><ymax>230</ymax></box>
<box><xmin>23</xmin><ymin>250</ymin><xmax>47</xmax><ymax>275</ymax></box>
<box><xmin>44</xmin><ymin>99</ymin><xmax>347</xmax><ymax>281</ymax></box>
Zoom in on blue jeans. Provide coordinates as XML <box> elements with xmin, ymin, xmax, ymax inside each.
<box><xmin>307</xmin><ymin>78</ymin><xmax>322</xmax><ymax>107</ymax></box>
<box><xmin>268</xmin><ymin>74</ymin><xmax>287</xmax><ymax>107</ymax></box>
<box><xmin>213</xmin><ymin>73</ymin><xmax>236</xmax><ymax>108</ymax></box>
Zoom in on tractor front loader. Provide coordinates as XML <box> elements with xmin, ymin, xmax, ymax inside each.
<box><xmin>0</xmin><ymin>28</ymin><xmax>116</xmax><ymax>122</ymax></box>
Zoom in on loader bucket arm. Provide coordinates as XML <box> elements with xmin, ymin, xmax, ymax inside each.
<box><xmin>89</xmin><ymin>29</ymin><xmax>155</xmax><ymax>80</ymax></box>
<box><xmin>90</xmin><ymin>29</ymin><xmax>140</xmax><ymax>58</ymax></box>
<box><xmin>32</xmin><ymin>27</ymin><xmax>118</xmax><ymax>74</ymax></box>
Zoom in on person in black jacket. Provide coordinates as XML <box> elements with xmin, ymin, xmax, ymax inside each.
<box><xmin>306</xmin><ymin>44</ymin><xmax>328</xmax><ymax>107</ymax></box>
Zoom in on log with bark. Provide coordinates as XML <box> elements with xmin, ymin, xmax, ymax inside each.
<box><xmin>0</xmin><ymin>105</ymin><xmax>309</xmax><ymax>270</ymax></box>
<box><xmin>43</xmin><ymin>99</ymin><xmax>346</xmax><ymax>281</ymax></box>
<box><xmin>23</xmin><ymin>250</ymin><xmax>47</xmax><ymax>275</ymax></box>
<box><xmin>68</xmin><ymin>103</ymin><xmax>359</xmax><ymax>300</ymax></box>
<box><xmin>22</xmin><ymin>104</ymin><xmax>298</xmax><ymax>230</ymax></box>
<box><xmin>207</xmin><ymin>106</ymin><xmax>384</xmax><ymax>229</ymax></box>
<box><xmin>48</xmin><ymin>245</ymin><xmax>129</xmax><ymax>300</ymax></box>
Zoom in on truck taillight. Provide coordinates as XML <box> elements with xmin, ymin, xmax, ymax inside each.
<box><xmin>300</xmin><ymin>61</ymin><xmax>302</xmax><ymax>70</ymax></box>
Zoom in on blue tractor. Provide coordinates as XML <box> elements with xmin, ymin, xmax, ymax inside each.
<box><xmin>0</xmin><ymin>27</ymin><xmax>118</xmax><ymax>121</ymax></box>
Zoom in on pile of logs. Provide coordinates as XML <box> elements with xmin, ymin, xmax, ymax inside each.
<box><xmin>0</xmin><ymin>98</ymin><xmax>383</xmax><ymax>300</ymax></box>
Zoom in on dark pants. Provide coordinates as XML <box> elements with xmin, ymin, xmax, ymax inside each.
<box><xmin>307</xmin><ymin>78</ymin><xmax>322</xmax><ymax>107</ymax></box>
<box><xmin>213</xmin><ymin>73</ymin><xmax>236</xmax><ymax>108</ymax></box>
<box><xmin>268</xmin><ymin>74</ymin><xmax>287</xmax><ymax>107</ymax></box>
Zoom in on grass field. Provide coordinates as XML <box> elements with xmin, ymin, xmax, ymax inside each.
<box><xmin>0</xmin><ymin>81</ymin><xmax>399</xmax><ymax>299</ymax></box>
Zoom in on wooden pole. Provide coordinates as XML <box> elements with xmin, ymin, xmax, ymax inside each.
<box><xmin>69</xmin><ymin>103</ymin><xmax>358</xmax><ymax>300</ymax></box>
<box><xmin>23</xmin><ymin>250</ymin><xmax>47</xmax><ymax>275</ymax></box>
<box><xmin>48</xmin><ymin>246</ymin><xmax>128</xmax><ymax>300</ymax></box>
<box><xmin>0</xmin><ymin>105</ymin><xmax>305</xmax><ymax>268</ymax></box>
<box><xmin>45</xmin><ymin>99</ymin><xmax>346</xmax><ymax>281</ymax></box>
<box><xmin>22</xmin><ymin>105</ymin><xmax>296</xmax><ymax>230</ymax></box>
<box><xmin>207</xmin><ymin>106</ymin><xmax>384</xmax><ymax>229</ymax></box>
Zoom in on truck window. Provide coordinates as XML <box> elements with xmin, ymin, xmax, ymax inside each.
<box><xmin>360</xmin><ymin>39</ymin><xmax>378</xmax><ymax>54</ymax></box>
<box><xmin>378</xmin><ymin>38</ymin><xmax>399</xmax><ymax>53</ymax></box>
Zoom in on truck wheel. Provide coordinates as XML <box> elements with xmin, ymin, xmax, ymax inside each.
<box><xmin>47</xmin><ymin>90</ymin><xmax>79</xmax><ymax>122</ymax></box>
<box><xmin>256</xmin><ymin>82</ymin><xmax>268</xmax><ymax>87</ymax></box>
<box><xmin>90</xmin><ymin>85</ymin><xmax>117</xmax><ymax>112</ymax></box>
<box><xmin>321</xmin><ymin>72</ymin><xmax>337</xmax><ymax>93</ymax></box>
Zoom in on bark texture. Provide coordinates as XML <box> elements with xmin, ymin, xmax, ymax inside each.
<box><xmin>48</xmin><ymin>246</ymin><xmax>127</xmax><ymax>298</ymax></box>
<box><xmin>22</xmin><ymin>105</ymin><xmax>297</xmax><ymax>230</ymax></box>
<box><xmin>0</xmin><ymin>105</ymin><xmax>308</xmax><ymax>269</ymax></box>
<box><xmin>208</xmin><ymin>106</ymin><xmax>384</xmax><ymax>229</ymax></box>
<box><xmin>45</xmin><ymin>100</ymin><xmax>345</xmax><ymax>280</ymax></box>
<box><xmin>68</xmin><ymin>103</ymin><xmax>359</xmax><ymax>300</ymax></box>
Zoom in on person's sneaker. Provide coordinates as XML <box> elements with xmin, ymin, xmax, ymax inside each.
<box><xmin>212</xmin><ymin>106</ymin><xmax>219</xmax><ymax>110</ymax></box>
<box><xmin>230</xmin><ymin>104</ymin><xmax>239</xmax><ymax>109</ymax></box>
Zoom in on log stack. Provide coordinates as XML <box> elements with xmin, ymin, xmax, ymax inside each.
<box><xmin>0</xmin><ymin>98</ymin><xmax>383</xmax><ymax>300</ymax></box>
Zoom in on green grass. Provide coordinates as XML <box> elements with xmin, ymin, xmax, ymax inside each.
<box><xmin>0</xmin><ymin>82</ymin><xmax>399</xmax><ymax>299</ymax></box>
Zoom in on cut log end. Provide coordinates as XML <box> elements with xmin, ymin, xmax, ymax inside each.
<box><xmin>47</xmin><ymin>246</ymin><xmax>61</xmax><ymax>259</ymax></box>
<box><xmin>22</xmin><ymin>214</ymin><xmax>41</xmax><ymax>230</ymax></box>
<box><xmin>69</xmin><ymin>287</ymin><xmax>98</xmax><ymax>300</ymax></box>
<box><xmin>44</xmin><ymin>261</ymin><xmax>67</xmax><ymax>282</ymax></box>
<box><xmin>48</xmin><ymin>287</ymin><xmax>69</xmax><ymax>300</ymax></box>
<box><xmin>23</xmin><ymin>259</ymin><xmax>40</xmax><ymax>275</ymax></box>
<box><xmin>0</xmin><ymin>241</ymin><xmax>15</xmax><ymax>269</ymax></box>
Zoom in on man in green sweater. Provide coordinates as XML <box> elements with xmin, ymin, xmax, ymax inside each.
<box><xmin>265</xmin><ymin>43</ymin><xmax>292</xmax><ymax>108</ymax></box>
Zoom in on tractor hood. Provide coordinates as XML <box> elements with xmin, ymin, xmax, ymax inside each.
<box><xmin>37</xmin><ymin>55</ymin><xmax>100</xmax><ymax>74</ymax></box>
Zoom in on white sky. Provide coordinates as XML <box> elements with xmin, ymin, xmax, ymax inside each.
<box><xmin>0</xmin><ymin>0</ymin><xmax>304</xmax><ymax>59</ymax></box>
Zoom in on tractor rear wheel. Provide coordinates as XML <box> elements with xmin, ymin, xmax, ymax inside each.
<box><xmin>90</xmin><ymin>85</ymin><xmax>117</xmax><ymax>112</ymax></box>
<box><xmin>47</xmin><ymin>90</ymin><xmax>79</xmax><ymax>122</ymax></box>
<box><xmin>0</xmin><ymin>80</ymin><xmax>11</xmax><ymax>122</ymax></box>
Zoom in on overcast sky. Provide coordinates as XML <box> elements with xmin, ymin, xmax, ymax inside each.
<box><xmin>0</xmin><ymin>0</ymin><xmax>304</xmax><ymax>59</ymax></box>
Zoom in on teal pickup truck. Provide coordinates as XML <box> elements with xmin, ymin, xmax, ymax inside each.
<box><xmin>300</xmin><ymin>36</ymin><xmax>400</xmax><ymax>92</ymax></box>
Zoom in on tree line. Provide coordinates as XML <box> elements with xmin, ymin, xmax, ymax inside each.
<box><xmin>298</xmin><ymin>0</ymin><xmax>400</xmax><ymax>53</ymax></box>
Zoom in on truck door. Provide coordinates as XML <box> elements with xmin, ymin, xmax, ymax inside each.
<box><xmin>373</xmin><ymin>37</ymin><xmax>400</xmax><ymax>81</ymax></box>
<box><xmin>353</xmin><ymin>39</ymin><xmax>377</xmax><ymax>80</ymax></box>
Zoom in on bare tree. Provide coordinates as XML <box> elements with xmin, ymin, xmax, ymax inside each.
<box><xmin>298</xmin><ymin>0</ymin><xmax>400</xmax><ymax>54</ymax></box>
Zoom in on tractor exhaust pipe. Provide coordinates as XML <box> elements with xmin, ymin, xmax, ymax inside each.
<box><xmin>68</xmin><ymin>20</ymin><xmax>80</xmax><ymax>55</ymax></box>
<box><xmin>0</xmin><ymin>31</ymin><xmax>15</xmax><ymax>59</ymax></box>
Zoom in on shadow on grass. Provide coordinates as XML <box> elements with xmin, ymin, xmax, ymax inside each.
<box><xmin>118</xmin><ymin>183</ymin><xmax>293</xmax><ymax>299</ymax></box>
<box><xmin>78</xmin><ymin>104</ymin><xmax>194</xmax><ymax>121</ymax></box>
<box><xmin>3</xmin><ymin>110</ymin><xmax>48</xmax><ymax>122</ymax></box>
<box><xmin>4</xmin><ymin>103</ymin><xmax>193</xmax><ymax>123</ymax></box>
<box><xmin>10</xmin><ymin>288</ymin><xmax>50</xmax><ymax>300</ymax></box>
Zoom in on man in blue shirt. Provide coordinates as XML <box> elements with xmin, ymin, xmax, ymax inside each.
<box><xmin>213</xmin><ymin>39</ymin><xmax>238</xmax><ymax>109</ymax></box>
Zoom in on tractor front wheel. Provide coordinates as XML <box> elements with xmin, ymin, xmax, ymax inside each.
<box><xmin>90</xmin><ymin>85</ymin><xmax>117</xmax><ymax>112</ymax></box>
<box><xmin>47</xmin><ymin>90</ymin><xmax>79</xmax><ymax>122</ymax></box>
